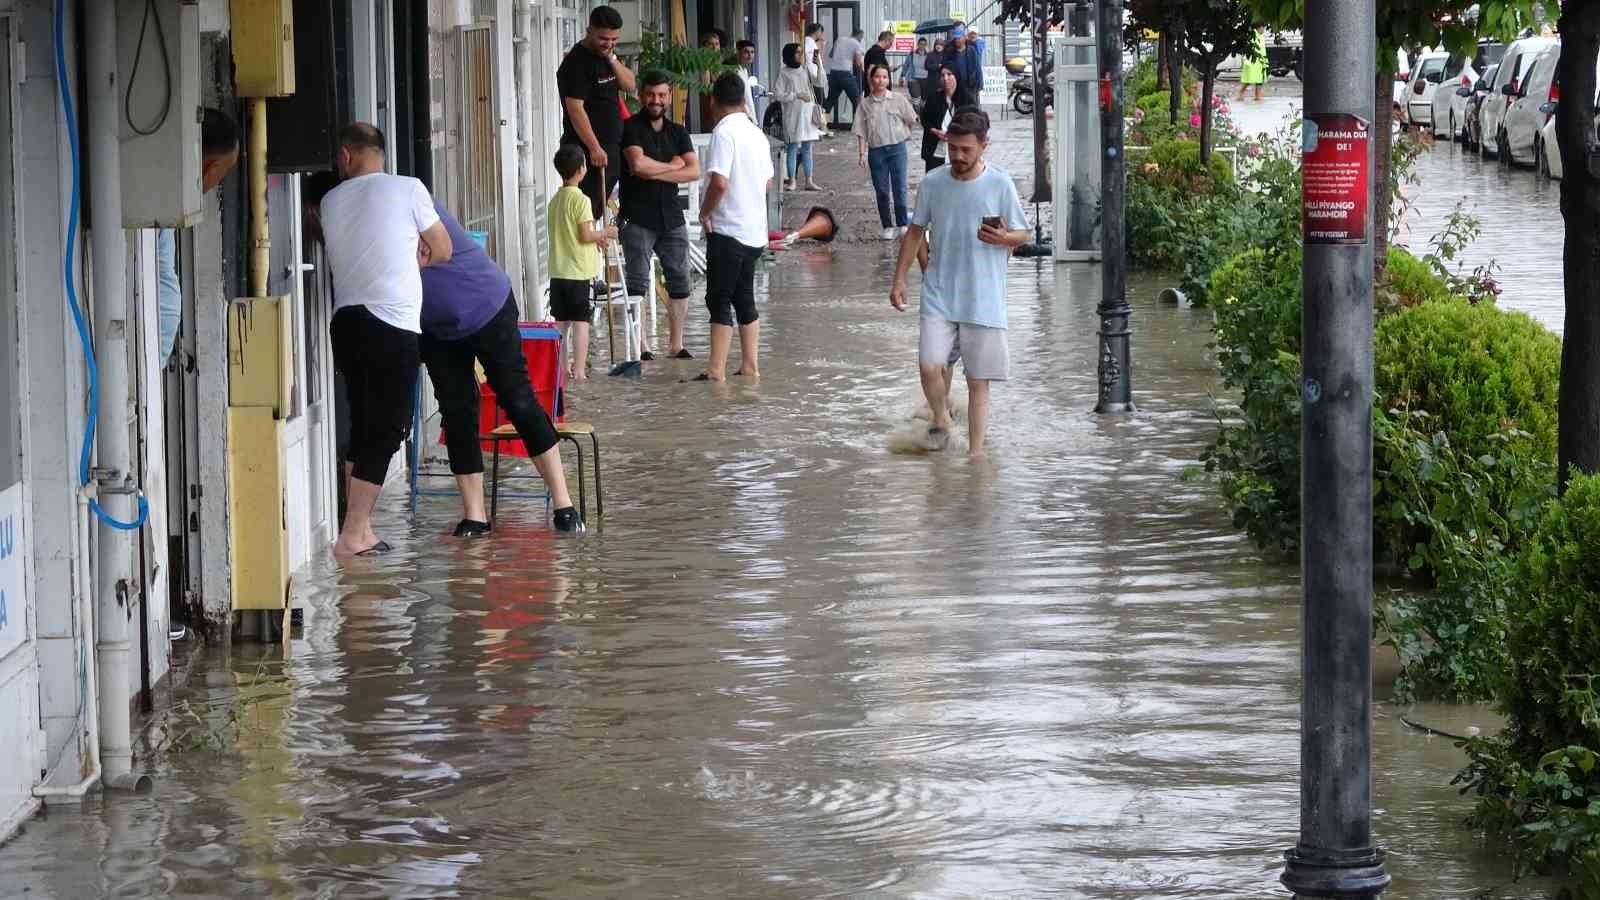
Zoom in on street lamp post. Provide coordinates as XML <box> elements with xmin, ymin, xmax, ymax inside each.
<box><xmin>1280</xmin><ymin>0</ymin><xmax>1390</xmax><ymax>894</ymax></box>
<box><xmin>1094</xmin><ymin>0</ymin><xmax>1133</xmax><ymax>414</ymax></box>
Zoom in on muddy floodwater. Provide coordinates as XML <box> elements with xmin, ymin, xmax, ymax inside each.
<box><xmin>5</xmin><ymin>245</ymin><xmax>1559</xmax><ymax>896</ymax></box>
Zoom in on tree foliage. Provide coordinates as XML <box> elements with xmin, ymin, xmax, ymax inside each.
<box><xmin>1180</xmin><ymin>0</ymin><xmax>1258</xmax><ymax>161</ymax></box>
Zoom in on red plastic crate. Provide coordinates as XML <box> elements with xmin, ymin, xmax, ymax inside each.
<box><xmin>441</xmin><ymin>322</ymin><xmax>564</xmax><ymax>459</ymax></box>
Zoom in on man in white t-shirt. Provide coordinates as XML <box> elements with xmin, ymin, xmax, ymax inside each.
<box><xmin>803</xmin><ymin>24</ymin><xmax>827</xmax><ymax>105</ymax></box>
<box><xmin>695</xmin><ymin>72</ymin><xmax>774</xmax><ymax>383</ymax></box>
<box><xmin>320</xmin><ymin>122</ymin><xmax>454</xmax><ymax>557</ymax></box>
<box><xmin>826</xmin><ymin>28</ymin><xmax>866</xmax><ymax>122</ymax></box>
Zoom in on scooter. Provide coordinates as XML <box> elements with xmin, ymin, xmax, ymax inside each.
<box><xmin>1009</xmin><ymin>65</ymin><xmax>1054</xmax><ymax>115</ymax></box>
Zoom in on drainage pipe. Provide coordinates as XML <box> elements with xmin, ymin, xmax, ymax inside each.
<box><xmin>249</xmin><ymin>98</ymin><xmax>269</xmax><ymax>298</ymax></box>
<box><xmin>86</xmin><ymin>2</ymin><xmax>149</xmax><ymax>792</ymax></box>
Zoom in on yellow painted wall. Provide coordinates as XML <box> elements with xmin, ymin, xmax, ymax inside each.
<box><xmin>227</xmin><ymin>408</ymin><xmax>288</xmax><ymax>611</ymax></box>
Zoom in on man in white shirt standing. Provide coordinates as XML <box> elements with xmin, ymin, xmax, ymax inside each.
<box><xmin>695</xmin><ymin>73</ymin><xmax>774</xmax><ymax>383</ymax></box>
<box><xmin>804</xmin><ymin>24</ymin><xmax>827</xmax><ymax>106</ymax></box>
<box><xmin>320</xmin><ymin>123</ymin><xmax>454</xmax><ymax>557</ymax></box>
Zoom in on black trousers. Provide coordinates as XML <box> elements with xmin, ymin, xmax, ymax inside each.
<box><xmin>420</xmin><ymin>292</ymin><xmax>560</xmax><ymax>475</ymax></box>
<box><xmin>332</xmin><ymin>305</ymin><xmax>420</xmax><ymax>485</ymax></box>
<box><xmin>704</xmin><ymin>233</ymin><xmax>763</xmax><ymax>326</ymax></box>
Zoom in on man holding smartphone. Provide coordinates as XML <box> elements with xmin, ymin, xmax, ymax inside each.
<box><xmin>890</xmin><ymin>109</ymin><xmax>1029</xmax><ymax>455</ymax></box>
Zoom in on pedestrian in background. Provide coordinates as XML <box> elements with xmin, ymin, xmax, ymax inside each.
<box><xmin>320</xmin><ymin>123</ymin><xmax>454</xmax><ymax>557</ymax></box>
<box><xmin>902</xmin><ymin>37</ymin><xmax>929</xmax><ymax>104</ymax></box>
<box><xmin>696</xmin><ymin>73</ymin><xmax>774</xmax><ymax>382</ymax></box>
<box><xmin>548</xmin><ymin>144</ymin><xmax>617</xmax><ymax>383</ymax></box>
<box><xmin>865</xmin><ymin>30</ymin><xmax>893</xmax><ymax>74</ymax></box>
<box><xmin>558</xmin><ymin>5</ymin><xmax>636</xmax><ymax>220</ymax></box>
<box><xmin>946</xmin><ymin>25</ymin><xmax>982</xmax><ymax>100</ymax></box>
<box><xmin>619</xmin><ymin>71</ymin><xmax>701</xmax><ymax>360</ymax></box>
<box><xmin>804</xmin><ymin>23</ymin><xmax>828</xmax><ymax>106</ymax></box>
<box><xmin>923</xmin><ymin>38</ymin><xmax>947</xmax><ymax>98</ymax></box>
<box><xmin>920</xmin><ymin>63</ymin><xmax>966</xmax><ymax>171</ymax></box>
<box><xmin>1238</xmin><ymin>26</ymin><xmax>1268</xmax><ymax>101</ymax></box>
<box><xmin>889</xmin><ymin>109</ymin><xmax>1030</xmax><ymax>456</ymax></box>
<box><xmin>774</xmin><ymin>42</ymin><xmax>824</xmax><ymax>191</ymax></box>
<box><xmin>826</xmin><ymin>28</ymin><xmax>866</xmax><ymax>123</ymax></box>
<box><xmin>854</xmin><ymin>62</ymin><xmax>919</xmax><ymax>240</ymax></box>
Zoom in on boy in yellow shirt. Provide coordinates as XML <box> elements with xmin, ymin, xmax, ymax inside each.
<box><xmin>549</xmin><ymin>144</ymin><xmax>616</xmax><ymax>381</ymax></box>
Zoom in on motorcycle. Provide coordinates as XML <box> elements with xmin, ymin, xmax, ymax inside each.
<box><xmin>1009</xmin><ymin>67</ymin><xmax>1054</xmax><ymax>116</ymax></box>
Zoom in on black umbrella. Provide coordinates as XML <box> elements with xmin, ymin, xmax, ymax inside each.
<box><xmin>913</xmin><ymin>17</ymin><xmax>960</xmax><ymax>34</ymax></box>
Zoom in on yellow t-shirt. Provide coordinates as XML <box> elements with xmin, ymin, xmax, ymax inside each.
<box><xmin>548</xmin><ymin>185</ymin><xmax>599</xmax><ymax>281</ymax></box>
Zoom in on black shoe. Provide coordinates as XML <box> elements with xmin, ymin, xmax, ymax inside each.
<box><xmin>553</xmin><ymin>506</ymin><xmax>585</xmax><ymax>533</ymax></box>
<box><xmin>673</xmin><ymin>349</ymin><xmax>695</xmax><ymax>360</ymax></box>
<box><xmin>640</xmin><ymin>351</ymin><xmax>657</xmax><ymax>361</ymax></box>
<box><xmin>453</xmin><ymin>519</ymin><xmax>492</xmax><ymax>538</ymax></box>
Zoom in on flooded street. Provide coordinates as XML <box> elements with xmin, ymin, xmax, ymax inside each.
<box><xmin>4</xmin><ymin>244</ymin><xmax>1557</xmax><ymax>897</ymax></box>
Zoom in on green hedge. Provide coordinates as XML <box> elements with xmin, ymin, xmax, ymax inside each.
<box><xmin>1374</xmin><ymin>297</ymin><xmax>1561</xmax><ymax>463</ymax></box>
<box><xmin>1146</xmin><ymin>139</ymin><xmax>1234</xmax><ymax>189</ymax></box>
<box><xmin>1456</xmin><ymin>474</ymin><xmax>1600</xmax><ymax>890</ymax></box>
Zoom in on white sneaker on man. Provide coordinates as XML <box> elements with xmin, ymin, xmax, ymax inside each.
<box><xmin>880</xmin><ymin>227</ymin><xmax>899</xmax><ymax>241</ymax></box>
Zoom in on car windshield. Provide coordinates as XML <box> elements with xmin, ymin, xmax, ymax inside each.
<box><xmin>1477</xmin><ymin>64</ymin><xmax>1499</xmax><ymax>91</ymax></box>
<box><xmin>1419</xmin><ymin>56</ymin><xmax>1445</xmax><ymax>79</ymax></box>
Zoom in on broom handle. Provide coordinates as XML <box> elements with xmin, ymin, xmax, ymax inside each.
<box><xmin>602</xmin><ymin>165</ymin><xmax>618</xmax><ymax>363</ymax></box>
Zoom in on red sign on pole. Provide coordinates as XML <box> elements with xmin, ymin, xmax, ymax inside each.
<box><xmin>1301</xmin><ymin>114</ymin><xmax>1370</xmax><ymax>245</ymax></box>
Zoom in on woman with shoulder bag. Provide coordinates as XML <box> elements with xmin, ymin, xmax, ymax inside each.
<box><xmin>774</xmin><ymin>42</ymin><xmax>824</xmax><ymax>191</ymax></box>
<box><xmin>920</xmin><ymin>63</ymin><xmax>967</xmax><ymax>171</ymax></box>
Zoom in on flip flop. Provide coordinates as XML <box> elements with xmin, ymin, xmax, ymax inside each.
<box><xmin>355</xmin><ymin>541</ymin><xmax>393</xmax><ymax>557</ymax></box>
<box><xmin>673</xmin><ymin>349</ymin><xmax>694</xmax><ymax>360</ymax></box>
<box><xmin>640</xmin><ymin>351</ymin><xmax>657</xmax><ymax>361</ymax></box>
<box><xmin>690</xmin><ymin>373</ymin><xmax>712</xmax><ymax>382</ymax></box>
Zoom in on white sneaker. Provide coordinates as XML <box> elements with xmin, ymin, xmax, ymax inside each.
<box><xmin>880</xmin><ymin>227</ymin><xmax>899</xmax><ymax>241</ymax></box>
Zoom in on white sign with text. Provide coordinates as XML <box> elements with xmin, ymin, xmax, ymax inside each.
<box><xmin>0</xmin><ymin>483</ymin><xmax>23</xmax><ymax>663</ymax></box>
<box><xmin>980</xmin><ymin>66</ymin><xmax>1007</xmax><ymax>106</ymax></box>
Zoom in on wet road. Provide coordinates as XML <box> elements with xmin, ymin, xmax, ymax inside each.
<box><xmin>6</xmin><ymin>247</ymin><xmax>1555</xmax><ymax>897</ymax></box>
<box><xmin>1231</xmin><ymin>96</ymin><xmax>1567</xmax><ymax>334</ymax></box>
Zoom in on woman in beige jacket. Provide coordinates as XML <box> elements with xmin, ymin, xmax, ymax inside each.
<box><xmin>853</xmin><ymin>63</ymin><xmax>920</xmax><ymax>239</ymax></box>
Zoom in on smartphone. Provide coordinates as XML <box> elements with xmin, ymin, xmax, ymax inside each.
<box><xmin>982</xmin><ymin>216</ymin><xmax>1003</xmax><ymax>230</ymax></box>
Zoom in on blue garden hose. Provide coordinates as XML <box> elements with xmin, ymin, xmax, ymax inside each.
<box><xmin>55</xmin><ymin>0</ymin><xmax>149</xmax><ymax>531</ymax></box>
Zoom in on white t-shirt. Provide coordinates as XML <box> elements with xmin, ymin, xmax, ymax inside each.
<box><xmin>321</xmin><ymin>172</ymin><xmax>440</xmax><ymax>333</ymax></box>
<box><xmin>803</xmin><ymin>36</ymin><xmax>823</xmax><ymax>82</ymax></box>
<box><xmin>703</xmin><ymin>112</ymin><xmax>774</xmax><ymax>249</ymax></box>
<box><xmin>830</xmin><ymin>36</ymin><xmax>864</xmax><ymax>72</ymax></box>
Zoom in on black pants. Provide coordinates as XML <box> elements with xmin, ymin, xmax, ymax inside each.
<box><xmin>566</xmin><ymin>140</ymin><xmax>622</xmax><ymax>221</ymax></box>
<box><xmin>704</xmin><ymin>232</ymin><xmax>762</xmax><ymax>327</ymax></box>
<box><xmin>420</xmin><ymin>292</ymin><xmax>560</xmax><ymax>475</ymax></box>
<box><xmin>332</xmin><ymin>305</ymin><xmax>420</xmax><ymax>485</ymax></box>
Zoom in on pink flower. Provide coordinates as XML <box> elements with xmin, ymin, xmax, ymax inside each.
<box><xmin>1189</xmin><ymin>114</ymin><xmax>1202</xmax><ymax>128</ymax></box>
<box><xmin>1247</xmin><ymin>143</ymin><xmax>1263</xmax><ymax>158</ymax></box>
<box><xmin>1133</xmin><ymin>107</ymin><xmax>1146</xmax><ymax>122</ymax></box>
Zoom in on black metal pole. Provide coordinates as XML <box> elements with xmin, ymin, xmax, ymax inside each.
<box><xmin>1094</xmin><ymin>0</ymin><xmax>1132</xmax><ymax>414</ymax></box>
<box><xmin>1280</xmin><ymin>0</ymin><xmax>1388</xmax><ymax>893</ymax></box>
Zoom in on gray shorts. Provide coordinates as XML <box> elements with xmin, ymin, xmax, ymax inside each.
<box><xmin>621</xmin><ymin>222</ymin><xmax>692</xmax><ymax>300</ymax></box>
<box><xmin>919</xmin><ymin>315</ymin><xmax>1009</xmax><ymax>381</ymax></box>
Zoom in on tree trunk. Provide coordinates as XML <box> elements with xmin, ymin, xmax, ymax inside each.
<box><xmin>1157</xmin><ymin>32</ymin><xmax>1169</xmax><ymax>90</ymax></box>
<box><xmin>1167</xmin><ymin>27</ymin><xmax>1183</xmax><ymax>126</ymax></box>
<box><xmin>1372</xmin><ymin>66</ymin><xmax>1393</xmax><ymax>275</ymax></box>
<box><xmin>1557</xmin><ymin>6</ymin><xmax>1600</xmax><ymax>490</ymax></box>
<box><xmin>1199</xmin><ymin>67</ymin><xmax>1215</xmax><ymax>162</ymax></box>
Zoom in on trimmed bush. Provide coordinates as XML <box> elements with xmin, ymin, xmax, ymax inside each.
<box><xmin>1146</xmin><ymin>138</ymin><xmax>1235</xmax><ymax>189</ymax></box>
<box><xmin>1455</xmin><ymin>474</ymin><xmax>1600</xmax><ymax>890</ymax></box>
<box><xmin>1382</xmin><ymin>246</ymin><xmax>1454</xmax><ymax>309</ymax></box>
<box><xmin>1374</xmin><ymin>298</ymin><xmax>1561</xmax><ymax>464</ymax></box>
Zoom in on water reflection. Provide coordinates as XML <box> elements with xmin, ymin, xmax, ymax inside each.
<box><xmin>4</xmin><ymin>248</ymin><xmax>1555</xmax><ymax>897</ymax></box>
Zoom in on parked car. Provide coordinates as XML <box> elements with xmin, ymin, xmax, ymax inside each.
<box><xmin>1480</xmin><ymin>35</ymin><xmax>1558</xmax><ymax>159</ymax></box>
<box><xmin>1500</xmin><ymin>43</ymin><xmax>1561</xmax><ymax>166</ymax></box>
<box><xmin>1462</xmin><ymin>63</ymin><xmax>1500</xmax><ymax>151</ymax></box>
<box><xmin>1431</xmin><ymin>40</ymin><xmax>1506</xmax><ymax>140</ymax></box>
<box><xmin>1404</xmin><ymin>50</ymin><xmax>1451</xmax><ymax>128</ymax></box>
<box><xmin>1536</xmin><ymin>52</ymin><xmax>1600</xmax><ymax>179</ymax></box>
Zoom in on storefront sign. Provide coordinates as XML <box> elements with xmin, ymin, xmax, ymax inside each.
<box><xmin>1301</xmin><ymin>114</ymin><xmax>1370</xmax><ymax>245</ymax></box>
<box><xmin>0</xmin><ymin>483</ymin><xmax>24</xmax><ymax>663</ymax></box>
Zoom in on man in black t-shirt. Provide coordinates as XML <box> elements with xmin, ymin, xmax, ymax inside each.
<box><xmin>557</xmin><ymin>5</ymin><xmax>636</xmax><ymax>220</ymax></box>
<box><xmin>619</xmin><ymin>71</ymin><xmax>702</xmax><ymax>360</ymax></box>
<box><xmin>865</xmin><ymin>31</ymin><xmax>893</xmax><ymax>75</ymax></box>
